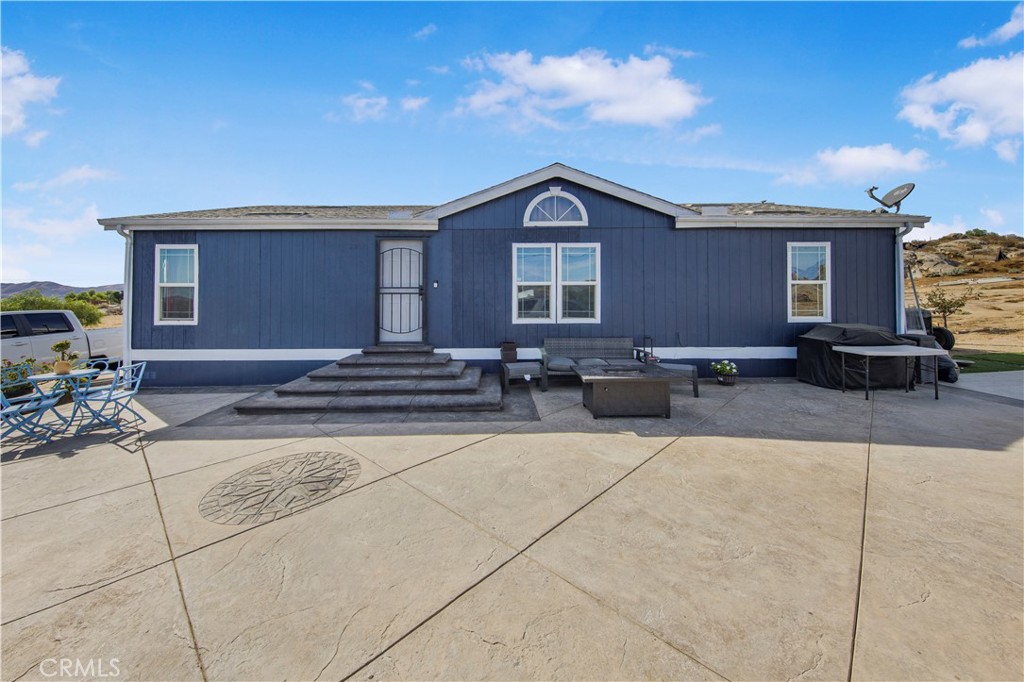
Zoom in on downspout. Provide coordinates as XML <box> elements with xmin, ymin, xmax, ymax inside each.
<box><xmin>116</xmin><ymin>225</ymin><xmax>133</xmax><ymax>366</ymax></box>
<box><xmin>895</xmin><ymin>223</ymin><xmax>915</xmax><ymax>333</ymax></box>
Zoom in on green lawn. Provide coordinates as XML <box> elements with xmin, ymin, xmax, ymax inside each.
<box><xmin>955</xmin><ymin>353</ymin><xmax>1024</xmax><ymax>373</ymax></box>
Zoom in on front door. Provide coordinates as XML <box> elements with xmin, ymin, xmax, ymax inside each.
<box><xmin>378</xmin><ymin>240</ymin><xmax>424</xmax><ymax>343</ymax></box>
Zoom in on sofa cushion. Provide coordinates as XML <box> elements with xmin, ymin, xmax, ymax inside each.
<box><xmin>576</xmin><ymin>358</ymin><xmax>610</xmax><ymax>367</ymax></box>
<box><xmin>547</xmin><ymin>356</ymin><xmax>577</xmax><ymax>372</ymax></box>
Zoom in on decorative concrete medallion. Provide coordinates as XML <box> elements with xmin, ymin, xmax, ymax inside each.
<box><xmin>199</xmin><ymin>451</ymin><xmax>361</xmax><ymax>525</ymax></box>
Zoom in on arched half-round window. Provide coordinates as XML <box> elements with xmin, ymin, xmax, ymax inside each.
<box><xmin>523</xmin><ymin>187</ymin><xmax>589</xmax><ymax>227</ymax></box>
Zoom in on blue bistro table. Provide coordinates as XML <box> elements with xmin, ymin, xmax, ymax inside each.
<box><xmin>25</xmin><ymin>368</ymin><xmax>101</xmax><ymax>431</ymax></box>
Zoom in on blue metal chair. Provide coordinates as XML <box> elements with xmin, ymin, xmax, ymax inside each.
<box><xmin>74</xmin><ymin>362</ymin><xmax>147</xmax><ymax>435</ymax></box>
<box><xmin>2</xmin><ymin>389</ymin><xmax>67</xmax><ymax>443</ymax></box>
<box><xmin>1</xmin><ymin>361</ymin><xmax>36</xmax><ymax>403</ymax></box>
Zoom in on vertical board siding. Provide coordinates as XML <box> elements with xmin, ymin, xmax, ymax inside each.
<box><xmin>130</xmin><ymin>177</ymin><xmax>897</xmax><ymax>384</ymax></box>
<box><xmin>440</xmin><ymin>179</ymin><xmax>896</xmax><ymax>351</ymax></box>
<box><xmin>132</xmin><ymin>229</ymin><xmax>407</xmax><ymax>350</ymax></box>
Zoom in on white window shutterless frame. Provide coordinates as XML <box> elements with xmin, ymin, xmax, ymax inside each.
<box><xmin>154</xmin><ymin>244</ymin><xmax>198</xmax><ymax>325</ymax></box>
<box><xmin>787</xmin><ymin>242</ymin><xmax>831</xmax><ymax>323</ymax></box>
<box><xmin>512</xmin><ymin>243</ymin><xmax>600</xmax><ymax>324</ymax></box>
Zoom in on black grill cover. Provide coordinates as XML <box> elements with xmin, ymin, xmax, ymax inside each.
<box><xmin>797</xmin><ymin>324</ymin><xmax>914</xmax><ymax>390</ymax></box>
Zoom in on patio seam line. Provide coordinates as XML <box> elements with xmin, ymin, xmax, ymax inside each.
<box><xmin>2</xmin><ymin>431</ymin><xmax>315</xmax><ymax>522</ymax></box>
<box><xmin>1</xmin><ymin>431</ymin><xmax>141</xmax><ymax>466</ymax></box>
<box><xmin>141</xmin><ymin>434</ymin><xmax>313</xmax><ymax>481</ymax></box>
<box><xmin>518</xmin><ymin>554</ymin><xmax>734</xmax><ymax>682</ymax></box>
<box><xmin>940</xmin><ymin>387</ymin><xmax>1024</xmax><ymax>407</ymax></box>
<box><xmin>167</xmin><ymin>424</ymin><xmax>529</xmax><ymax>563</ymax></box>
<box><xmin>1</xmin><ymin>477</ymin><xmax>151</xmax><ymax>522</ymax></box>
<box><xmin>138</xmin><ymin>427</ymin><xmax>210</xmax><ymax>682</ymax></box>
<box><xmin>343</xmin><ymin>388</ymin><xmax>750</xmax><ymax>681</ymax></box>
<box><xmin>0</xmin><ymin>560</ymin><xmax>174</xmax><ymax>627</ymax></box>
<box><xmin>343</xmin><ymin>433</ymin><xmax>729</xmax><ymax>682</ymax></box>
<box><xmin>324</xmin><ymin>424</ymin><xmax>527</xmax><ymax>477</ymax></box>
<box><xmin>339</xmin><ymin>434</ymin><xmax>682</xmax><ymax>682</ymax></box>
<box><xmin>846</xmin><ymin>396</ymin><xmax>876</xmax><ymax>682</ymax></box>
<box><xmin>1</xmin><ymin>429</ymin><xmax>147</xmax><ymax>521</ymax></box>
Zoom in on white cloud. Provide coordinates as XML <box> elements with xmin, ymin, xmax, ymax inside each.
<box><xmin>341</xmin><ymin>93</ymin><xmax>388</xmax><ymax>121</ymax></box>
<box><xmin>959</xmin><ymin>4</ymin><xmax>1023</xmax><ymax>48</ymax></box>
<box><xmin>13</xmin><ymin>165</ymin><xmax>113</xmax><ymax>193</ymax></box>
<box><xmin>1</xmin><ymin>46</ymin><xmax>60</xmax><ymax>141</ymax></box>
<box><xmin>915</xmin><ymin>215</ymin><xmax>967</xmax><ymax>241</ymax></box>
<box><xmin>400</xmin><ymin>96</ymin><xmax>429</xmax><ymax>112</ymax></box>
<box><xmin>677</xmin><ymin>124</ymin><xmax>722</xmax><ymax>144</ymax></box>
<box><xmin>980</xmin><ymin>207</ymin><xmax>1005</xmax><ymax>226</ymax></box>
<box><xmin>23</xmin><ymin>130</ymin><xmax>49</xmax><ymax>147</ymax></box>
<box><xmin>460</xmin><ymin>56</ymin><xmax>485</xmax><ymax>72</ymax></box>
<box><xmin>356</xmin><ymin>80</ymin><xmax>376</xmax><ymax>92</ymax></box>
<box><xmin>994</xmin><ymin>138</ymin><xmax>1022</xmax><ymax>162</ymax></box>
<box><xmin>643</xmin><ymin>43</ymin><xmax>698</xmax><ymax>59</ymax></box>
<box><xmin>778</xmin><ymin>143</ymin><xmax>932</xmax><ymax>185</ymax></box>
<box><xmin>414</xmin><ymin>23</ymin><xmax>437</xmax><ymax>40</ymax></box>
<box><xmin>899</xmin><ymin>52</ymin><xmax>1023</xmax><ymax>161</ymax></box>
<box><xmin>427</xmin><ymin>65</ymin><xmax>450</xmax><ymax>75</ymax></box>
<box><xmin>455</xmin><ymin>49</ymin><xmax>708</xmax><ymax>129</ymax></box>
<box><xmin>1</xmin><ymin>241</ymin><xmax>52</xmax><ymax>282</ymax></box>
<box><xmin>3</xmin><ymin>204</ymin><xmax>101</xmax><ymax>244</ymax></box>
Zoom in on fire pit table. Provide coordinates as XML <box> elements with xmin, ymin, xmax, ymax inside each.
<box><xmin>573</xmin><ymin>364</ymin><xmax>694</xmax><ymax>419</ymax></box>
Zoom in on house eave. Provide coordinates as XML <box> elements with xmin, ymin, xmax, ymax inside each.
<box><xmin>99</xmin><ymin>218</ymin><xmax>440</xmax><ymax>231</ymax></box>
<box><xmin>674</xmin><ymin>215</ymin><xmax>931</xmax><ymax>229</ymax></box>
<box><xmin>430</xmin><ymin>162</ymin><xmax>698</xmax><ymax>220</ymax></box>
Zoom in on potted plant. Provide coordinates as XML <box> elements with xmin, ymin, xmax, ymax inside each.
<box><xmin>710</xmin><ymin>360</ymin><xmax>738</xmax><ymax>386</ymax></box>
<box><xmin>51</xmin><ymin>340</ymin><xmax>80</xmax><ymax>376</ymax></box>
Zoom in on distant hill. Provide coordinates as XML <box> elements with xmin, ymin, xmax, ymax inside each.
<box><xmin>1</xmin><ymin>281</ymin><xmax>123</xmax><ymax>300</ymax></box>
<box><xmin>906</xmin><ymin>232</ymin><xmax>1024</xmax><ymax>278</ymax></box>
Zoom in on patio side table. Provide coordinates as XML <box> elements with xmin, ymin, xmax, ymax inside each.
<box><xmin>501</xmin><ymin>361</ymin><xmax>541</xmax><ymax>394</ymax></box>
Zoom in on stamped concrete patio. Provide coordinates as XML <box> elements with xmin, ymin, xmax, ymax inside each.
<box><xmin>2</xmin><ymin>378</ymin><xmax>1022</xmax><ymax>681</ymax></box>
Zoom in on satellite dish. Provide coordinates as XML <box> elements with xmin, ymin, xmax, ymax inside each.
<box><xmin>865</xmin><ymin>183</ymin><xmax>915</xmax><ymax>213</ymax></box>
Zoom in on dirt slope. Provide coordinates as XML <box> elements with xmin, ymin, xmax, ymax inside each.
<box><xmin>905</xmin><ymin>233</ymin><xmax>1023</xmax><ymax>353</ymax></box>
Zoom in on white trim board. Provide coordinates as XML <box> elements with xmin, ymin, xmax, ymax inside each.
<box><xmin>429</xmin><ymin>163</ymin><xmax>697</xmax><ymax>220</ymax></box>
<box><xmin>675</xmin><ymin>216</ymin><xmax>929</xmax><ymax>229</ymax></box>
<box><xmin>102</xmin><ymin>219</ymin><xmax>438</xmax><ymax>231</ymax></box>
<box><xmin>130</xmin><ymin>346</ymin><xmax>797</xmax><ymax>362</ymax></box>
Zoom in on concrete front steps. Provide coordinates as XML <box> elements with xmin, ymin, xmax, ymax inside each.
<box><xmin>235</xmin><ymin>344</ymin><xmax>503</xmax><ymax>414</ymax></box>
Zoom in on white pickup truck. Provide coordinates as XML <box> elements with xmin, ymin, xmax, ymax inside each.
<box><xmin>1</xmin><ymin>310</ymin><xmax>123</xmax><ymax>367</ymax></box>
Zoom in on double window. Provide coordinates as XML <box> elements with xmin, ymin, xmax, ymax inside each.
<box><xmin>155</xmin><ymin>245</ymin><xmax>198</xmax><ymax>325</ymax></box>
<box><xmin>513</xmin><ymin>243</ymin><xmax>600</xmax><ymax>323</ymax></box>
<box><xmin>787</xmin><ymin>242</ymin><xmax>831</xmax><ymax>322</ymax></box>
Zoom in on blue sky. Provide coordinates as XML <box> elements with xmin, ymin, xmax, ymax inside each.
<box><xmin>3</xmin><ymin>1</ymin><xmax>1022</xmax><ymax>286</ymax></box>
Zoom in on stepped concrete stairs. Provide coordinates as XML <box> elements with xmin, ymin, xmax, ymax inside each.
<box><xmin>235</xmin><ymin>344</ymin><xmax>503</xmax><ymax>414</ymax></box>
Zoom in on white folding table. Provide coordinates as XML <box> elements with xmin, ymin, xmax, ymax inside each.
<box><xmin>831</xmin><ymin>345</ymin><xmax>949</xmax><ymax>400</ymax></box>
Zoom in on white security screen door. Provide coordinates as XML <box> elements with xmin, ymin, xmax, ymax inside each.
<box><xmin>378</xmin><ymin>240</ymin><xmax>424</xmax><ymax>343</ymax></box>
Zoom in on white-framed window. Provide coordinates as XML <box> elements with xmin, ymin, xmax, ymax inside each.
<box><xmin>523</xmin><ymin>187</ymin><xmax>589</xmax><ymax>227</ymax></box>
<box><xmin>513</xmin><ymin>243</ymin><xmax>600</xmax><ymax>324</ymax></box>
<box><xmin>787</xmin><ymin>242</ymin><xmax>831</xmax><ymax>322</ymax></box>
<box><xmin>155</xmin><ymin>244</ymin><xmax>198</xmax><ymax>325</ymax></box>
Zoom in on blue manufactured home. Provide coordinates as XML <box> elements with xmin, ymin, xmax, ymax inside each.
<box><xmin>99</xmin><ymin>164</ymin><xmax>929</xmax><ymax>386</ymax></box>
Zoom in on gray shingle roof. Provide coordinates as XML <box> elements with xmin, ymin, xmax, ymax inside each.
<box><xmin>679</xmin><ymin>202</ymin><xmax>924</xmax><ymax>218</ymax></box>
<box><xmin>104</xmin><ymin>205</ymin><xmax>435</xmax><ymax>221</ymax></box>
<box><xmin>106</xmin><ymin>200</ymin><xmax>920</xmax><ymax>222</ymax></box>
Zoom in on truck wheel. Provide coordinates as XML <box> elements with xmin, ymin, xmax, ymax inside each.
<box><xmin>932</xmin><ymin>326</ymin><xmax>955</xmax><ymax>350</ymax></box>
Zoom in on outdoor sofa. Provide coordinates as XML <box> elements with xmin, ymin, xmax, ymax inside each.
<box><xmin>539</xmin><ymin>337</ymin><xmax>645</xmax><ymax>391</ymax></box>
<box><xmin>539</xmin><ymin>337</ymin><xmax>700</xmax><ymax>397</ymax></box>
